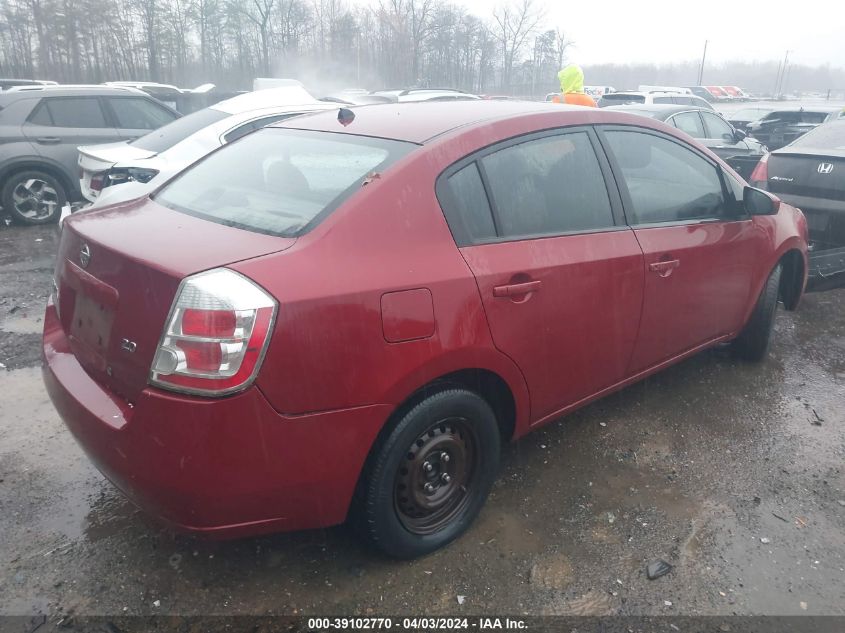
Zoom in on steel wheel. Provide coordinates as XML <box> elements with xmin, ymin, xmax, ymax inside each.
<box><xmin>354</xmin><ymin>388</ymin><xmax>500</xmax><ymax>558</ymax></box>
<box><xmin>11</xmin><ymin>178</ymin><xmax>59</xmax><ymax>221</ymax></box>
<box><xmin>394</xmin><ymin>416</ymin><xmax>478</xmax><ymax>535</ymax></box>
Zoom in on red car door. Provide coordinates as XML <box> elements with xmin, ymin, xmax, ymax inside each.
<box><xmin>438</xmin><ymin>128</ymin><xmax>645</xmax><ymax>424</ymax></box>
<box><xmin>598</xmin><ymin>127</ymin><xmax>765</xmax><ymax>373</ymax></box>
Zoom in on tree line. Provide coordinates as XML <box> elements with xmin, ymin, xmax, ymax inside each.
<box><xmin>1</xmin><ymin>0</ymin><xmax>842</xmax><ymax>97</ymax></box>
<box><xmin>0</xmin><ymin>0</ymin><xmax>572</xmax><ymax>95</ymax></box>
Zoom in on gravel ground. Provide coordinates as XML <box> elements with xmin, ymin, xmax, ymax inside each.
<box><xmin>1</xmin><ymin>221</ymin><xmax>844</xmax><ymax>620</ymax></box>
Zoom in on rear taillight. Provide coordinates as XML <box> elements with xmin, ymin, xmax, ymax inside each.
<box><xmin>150</xmin><ymin>268</ymin><xmax>277</xmax><ymax>396</ymax></box>
<box><xmin>108</xmin><ymin>167</ymin><xmax>159</xmax><ymax>185</ymax></box>
<box><xmin>749</xmin><ymin>153</ymin><xmax>769</xmax><ymax>184</ymax></box>
<box><xmin>90</xmin><ymin>173</ymin><xmax>105</xmax><ymax>192</ymax></box>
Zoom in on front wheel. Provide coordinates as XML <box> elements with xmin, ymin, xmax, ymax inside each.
<box><xmin>2</xmin><ymin>170</ymin><xmax>66</xmax><ymax>225</ymax></box>
<box><xmin>732</xmin><ymin>264</ymin><xmax>782</xmax><ymax>361</ymax></box>
<box><xmin>354</xmin><ymin>389</ymin><xmax>501</xmax><ymax>558</ymax></box>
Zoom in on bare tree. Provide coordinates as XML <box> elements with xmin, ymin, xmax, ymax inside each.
<box><xmin>492</xmin><ymin>0</ymin><xmax>543</xmax><ymax>91</ymax></box>
<box><xmin>242</xmin><ymin>0</ymin><xmax>274</xmax><ymax>75</ymax></box>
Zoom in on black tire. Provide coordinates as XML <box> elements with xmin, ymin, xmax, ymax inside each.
<box><xmin>354</xmin><ymin>388</ymin><xmax>501</xmax><ymax>559</ymax></box>
<box><xmin>1</xmin><ymin>169</ymin><xmax>66</xmax><ymax>225</ymax></box>
<box><xmin>732</xmin><ymin>264</ymin><xmax>782</xmax><ymax>361</ymax></box>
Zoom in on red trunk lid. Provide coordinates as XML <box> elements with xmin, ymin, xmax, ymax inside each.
<box><xmin>55</xmin><ymin>198</ymin><xmax>294</xmax><ymax>402</ymax></box>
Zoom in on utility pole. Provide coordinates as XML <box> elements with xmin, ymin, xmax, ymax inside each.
<box><xmin>782</xmin><ymin>61</ymin><xmax>792</xmax><ymax>96</ymax></box>
<box><xmin>775</xmin><ymin>50</ymin><xmax>790</xmax><ymax>97</ymax></box>
<box><xmin>697</xmin><ymin>40</ymin><xmax>708</xmax><ymax>85</ymax></box>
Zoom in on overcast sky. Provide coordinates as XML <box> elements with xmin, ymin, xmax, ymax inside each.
<box><xmin>459</xmin><ymin>0</ymin><xmax>845</xmax><ymax>68</ymax></box>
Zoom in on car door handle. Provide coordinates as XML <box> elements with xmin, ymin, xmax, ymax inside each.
<box><xmin>493</xmin><ymin>280</ymin><xmax>542</xmax><ymax>297</ymax></box>
<box><xmin>36</xmin><ymin>136</ymin><xmax>61</xmax><ymax>144</ymax></box>
<box><xmin>649</xmin><ymin>259</ymin><xmax>680</xmax><ymax>277</ymax></box>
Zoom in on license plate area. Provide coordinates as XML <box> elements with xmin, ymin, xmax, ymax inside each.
<box><xmin>63</xmin><ymin>260</ymin><xmax>119</xmax><ymax>371</ymax></box>
<box><xmin>70</xmin><ymin>292</ymin><xmax>115</xmax><ymax>356</ymax></box>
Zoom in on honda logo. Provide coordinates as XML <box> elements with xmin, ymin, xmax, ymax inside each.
<box><xmin>818</xmin><ymin>162</ymin><xmax>834</xmax><ymax>174</ymax></box>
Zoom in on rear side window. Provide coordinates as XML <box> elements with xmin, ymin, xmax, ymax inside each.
<box><xmin>155</xmin><ymin>128</ymin><xmax>415</xmax><ymax>236</ymax></box>
<box><xmin>439</xmin><ymin>163</ymin><xmax>496</xmax><ymax>244</ymax></box>
<box><xmin>604</xmin><ymin>130</ymin><xmax>727</xmax><ymax>224</ymax></box>
<box><xmin>30</xmin><ymin>97</ymin><xmax>108</xmax><ymax>128</ymax></box>
<box><xmin>109</xmin><ymin>97</ymin><xmax>176</xmax><ymax>129</ymax></box>
<box><xmin>28</xmin><ymin>102</ymin><xmax>52</xmax><ymax>125</ymax></box>
<box><xmin>480</xmin><ymin>131</ymin><xmax>614</xmax><ymax>238</ymax></box>
<box><xmin>671</xmin><ymin>112</ymin><xmax>705</xmax><ymax>138</ymax></box>
<box><xmin>131</xmin><ymin>107</ymin><xmax>229</xmax><ymax>153</ymax></box>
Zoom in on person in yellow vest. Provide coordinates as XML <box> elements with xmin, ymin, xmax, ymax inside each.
<box><xmin>551</xmin><ymin>65</ymin><xmax>597</xmax><ymax>107</ymax></box>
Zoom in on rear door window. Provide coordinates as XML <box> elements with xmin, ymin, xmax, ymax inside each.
<box><xmin>653</xmin><ymin>96</ymin><xmax>674</xmax><ymax>104</ymax></box>
<box><xmin>603</xmin><ymin>129</ymin><xmax>728</xmax><ymax>224</ymax></box>
<box><xmin>479</xmin><ymin>131</ymin><xmax>614</xmax><ymax>238</ymax></box>
<box><xmin>34</xmin><ymin>97</ymin><xmax>109</xmax><ymax>127</ymax></box>
<box><xmin>108</xmin><ymin>97</ymin><xmax>176</xmax><ymax>130</ymax></box>
<box><xmin>154</xmin><ymin>128</ymin><xmax>416</xmax><ymax>236</ymax></box>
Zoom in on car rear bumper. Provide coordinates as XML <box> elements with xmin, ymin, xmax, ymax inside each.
<box><xmin>42</xmin><ymin>300</ymin><xmax>390</xmax><ymax>538</ymax></box>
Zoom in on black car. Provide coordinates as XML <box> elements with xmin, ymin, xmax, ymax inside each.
<box><xmin>753</xmin><ymin>119</ymin><xmax>845</xmax><ymax>287</ymax></box>
<box><xmin>745</xmin><ymin>107</ymin><xmax>840</xmax><ymax>151</ymax></box>
<box><xmin>605</xmin><ymin>104</ymin><xmax>766</xmax><ymax>180</ymax></box>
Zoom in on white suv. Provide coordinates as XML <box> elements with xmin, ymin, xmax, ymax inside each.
<box><xmin>598</xmin><ymin>91</ymin><xmax>714</xmax><ymax>110</ymax></box>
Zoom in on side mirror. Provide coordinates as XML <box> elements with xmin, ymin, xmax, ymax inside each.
<box><xmin>734</xmin><ymin>128</ymin><xmax>747</xmax><ymax>142</ymax></box>
<box><xmin>744</xmin><ymin>186</ymin><xmax>780</xmax><ymax>215</ymax></box>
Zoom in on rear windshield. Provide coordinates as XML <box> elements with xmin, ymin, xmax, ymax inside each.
<box><xmin>601</xmin><ymin>94</ymin><xmax>645</xmax><ymax>105</ymax></box>
<box><xmin>130</xmin><ymin>107</ymin><xmax>228</xmax><ymax>152</ymax></box>
<box><xmin>788</xmin><ymin>122</ymin><xmax>845</xmax><ymax>150</ymax></box>
<box><xmin>154</xmin><ymin>128</ymin><xmax>416</xmax><ymax>236</ymax></box>
<box><xmin>732</xmin><ymin>108</ymin><xmax>772</xmax><ymax>120</ymax></box>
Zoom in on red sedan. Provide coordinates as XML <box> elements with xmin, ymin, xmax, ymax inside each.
<box><xmin>43</xmin><ymin>101</ymin><xmax>808</xmax><ymax>558</ymax></box>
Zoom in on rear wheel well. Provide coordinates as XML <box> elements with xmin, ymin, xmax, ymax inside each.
<box><xmin>1</xmin><ymin>163</ymin><xmax>75</xmax><ymax>201</ymax></box>
<box><xmin>384</xmin><ymin>369</ymin><xmax>516</xmax><ymax>444</ymax></box>
<box><xmin>778</xmin><ymin>249</ymin><xmax>804</xmax><ymax>311</ymax></box>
